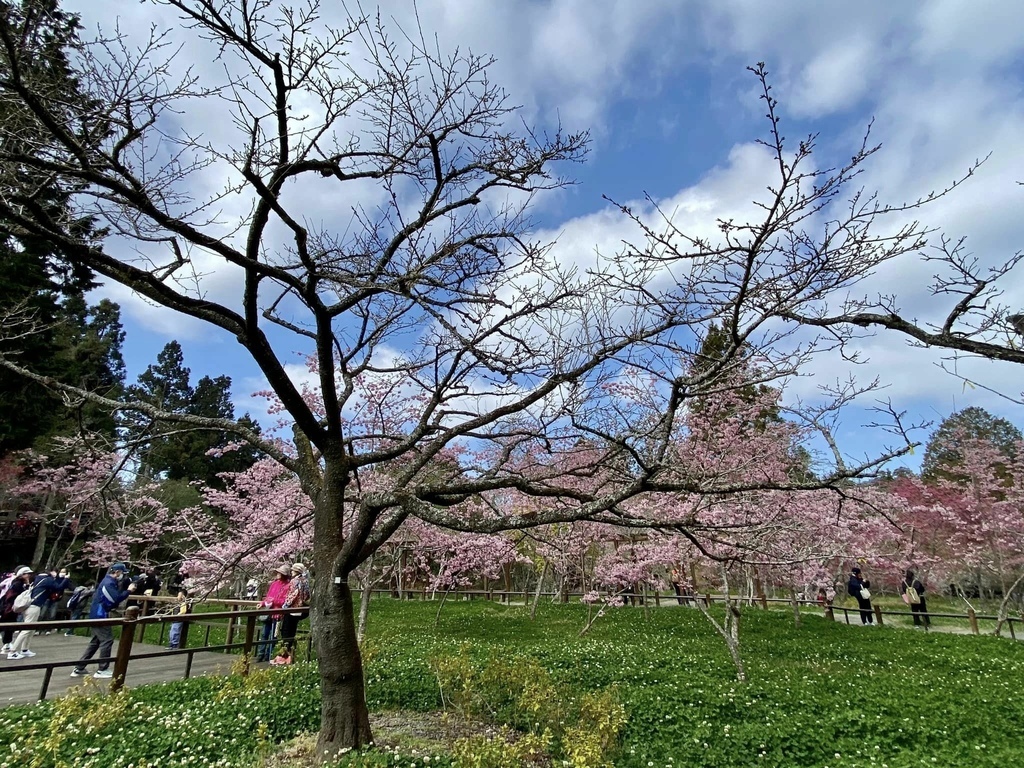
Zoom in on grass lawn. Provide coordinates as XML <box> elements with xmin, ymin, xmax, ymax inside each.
<box><xmin>3</xmin><ymin>597</ymin><xmax>1023</xmax><ymax>767</ymax></box>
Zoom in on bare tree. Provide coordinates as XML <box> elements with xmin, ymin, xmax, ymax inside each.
<box><xmin>780</xmin><ymin>203</ymin><xmax>1024</xmax><ymax>380</ymax></box>
<box><xmin>1</xmin><ymin>1</ymin><xmax>931</xmax><ymax>754</ymax></box>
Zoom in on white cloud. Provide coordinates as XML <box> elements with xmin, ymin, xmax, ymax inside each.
<box><xmin>60</xmin><ymin>0</ymin><xmax>1023</xmax><ymax>462</ymax></box>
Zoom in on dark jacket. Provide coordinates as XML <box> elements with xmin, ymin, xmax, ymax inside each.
<box><xmin>1</xmin><ymin>579</ymin><xmax>28</xmax><ymax>617</ymax></box>
<box><xmin>848</xmin><ymin>574</ymin><xmax>871</xmax><ymax>602</ymax></box>
<box><xmin>900</xmin><ymin>576</ymin><xmax>925</xmax><ymax>599</ymax></box>
<box><xmin>132</xmin><ymin>573</ymin><xmax>161</xmax><ymax>597</ymax></box>
<box><xmin>90</xmin><ymin>574</ymin><xmax>132</xmax><ymax>619</ymax></box>
<box><xmin>29</xmin><ymin>575</ymin><xmax>58</xmax><ymax>608</ymax></box>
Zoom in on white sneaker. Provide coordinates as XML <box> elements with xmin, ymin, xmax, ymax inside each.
<box><xmin>69</xmin><ymin>669</ymin><xmax>88</xmax><ymax>677</ymax></box>
<box><xmin>20</xmin><ymin>649</ymin><xmax>36</xmax><ymax>657</ymax></box>
<box><xmin>7</xmin><ymin>652</ymin><xmax>24</xmax><ymax>660</ymax></box>
<box><xmin>0</xmin><ymin>644</ymin><xmax>11</xmax><ymax>652</ymax></box>
<box><xmin>93</xmin><ymin>669</ymin><xmax>113</xmax><ymax>679</ymax></box>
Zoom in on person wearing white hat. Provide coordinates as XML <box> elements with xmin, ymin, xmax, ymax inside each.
<box><xmin>1</xmin><ymin>567</ymin><xmax>33</xmax><ymax>654</ymax></box>
<box><xmin>7</xmin><ymin>566</ymin><xmax>47</xmax><ymax>659</ymax></box>
<box><xmin>271</xmin><ymin>563</ymin><xmax>310</xmax><ymax>665</ymax></box>
<box><xmin>256</xmin><ymin>565</ymin><xmax>292</xmax><ymax>663</ymax></box>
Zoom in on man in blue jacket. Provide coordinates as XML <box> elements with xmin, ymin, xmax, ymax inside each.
<box><xmin>70</xmin><ymin>563</ymin><xmax>136</xmax><ymax>679</ymax></box>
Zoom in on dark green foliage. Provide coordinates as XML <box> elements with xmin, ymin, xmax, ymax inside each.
<box><xmin>122</xmin><ymin>340</ymin><xmax>262</xmax><ymax>488</ymax></box>
<box><xmin>688</xmin><ymin>322</ymin><xmax>780</xmax><ymax>426</ymax></box>
<box><xmin>922</xmin><ymin>406</ymin><xmax>1021</xmax><ymax>484</ymax></box>
<box><xmin>0</xmin><ymin>0</ymin><xmax>123</xmax><ymax>456</ymax></box>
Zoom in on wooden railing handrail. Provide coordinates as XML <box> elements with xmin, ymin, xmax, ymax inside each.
<box><xmin>0</xmin><ymin>603</ymin><xmax>313</xmax><ymax>702</ymax></box>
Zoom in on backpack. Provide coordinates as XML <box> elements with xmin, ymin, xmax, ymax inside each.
<box><xmin>905</xmin><ymin>582</ymin><xmax>922</xmax><ymax>605</ymax></box>
<box><xmin>13</xmin><ymin>587</ymin><xmax>33</xmax><ymax>614</ymax></box>
<box><xmin>0</xmin><ymin>574</ymin><xmax>13</xmax><ymax>601</ymax></box>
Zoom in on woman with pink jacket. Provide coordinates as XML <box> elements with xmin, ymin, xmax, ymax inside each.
<box><xmin>255</xmin><ymin>565</ymin><xmax>291</xmax><ymax>663</ymax></box>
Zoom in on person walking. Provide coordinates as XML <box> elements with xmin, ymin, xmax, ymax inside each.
<box><xmin>900</xmin><ymin>569</ymin><xmax>930</xmax><ymax>628</ymax></box>
<box><xmin>272</xmin><ymin>562</ymin><xmax>310</xmax><ymax>665</ymax></box>
<box><xmin>256</xmin><ymin>565</ymin><xmax>291</xmax><ymax>663</ymax></box>
<box><xmin>70</xmin><ymin>563</ymin><xmax>136</xmax><ymax>679</ymax></box>
<box><xmin>1</xmin><ymin>567</ymin><xmax>32</xmax><ymax>654</ymax></box>
<box><xmin>847</xmin><ymin>567</ymin><xmax>874</xmax><ymax>625</ymax></box>
<box><xmin>8</xmin><ymin>567</ymin><xmax>58</xmax><ymax>658</ymax></box>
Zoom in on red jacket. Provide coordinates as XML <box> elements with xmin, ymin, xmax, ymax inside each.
<box><xmin>261</xmin><ymin>578</ymin><xmax>290</xmax><ymax>620</ymax></box>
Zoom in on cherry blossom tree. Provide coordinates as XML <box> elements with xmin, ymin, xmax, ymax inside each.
<box><xmin>0</xmin><ymin>4</ymin><xmax>934</xmax><ymax>752</ymax></box>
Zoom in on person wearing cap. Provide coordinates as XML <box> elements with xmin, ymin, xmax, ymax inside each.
<box><xmin>847</xmin><ymin>566</ymin><xmax>874</xmax><ymax>625</ymax></box>
<box><xmin>272</xmin><ymin>563</ymin><xmax>310</xmax><ymax>665</ymax></box>
<box><xmin>70</xmin><ymin>562</ymin><xmax>137</xmax><ymax>679</ymax></box>
<box><xmin>8</xmin><ymin>566</ymin><xmax>56</xmax><ymax>659</ymax></box>
<box><xmin>1</xmin><ymin>567</ymin><xmax>33</xmax><ymax>655</ymax></box>
<box><xmin>256</xmin><ymin>565</ymin><xmax>291</xmax><ymax>663</ymax></box>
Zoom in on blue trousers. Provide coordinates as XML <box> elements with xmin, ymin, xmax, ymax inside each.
<box><xmin>256</xmin><ymin>618</ymin><xmax>278</xmax><ymax>661</ymax></box>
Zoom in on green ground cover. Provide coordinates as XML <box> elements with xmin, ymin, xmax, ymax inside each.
<box><xmin>3</xmin><ymin>598</ymin><xmax>1022</xmax><ymax>767</ymax></box>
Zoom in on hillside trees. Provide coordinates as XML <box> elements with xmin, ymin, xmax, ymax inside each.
<box><xmin>921</xmin><ymin>406</ymin><xmax>1021</xmax><ymax>483</ymax></box>
<box><xmin>0</xmin><ymin>0</ymin><xmax>124</xmax><ymax>456</ymax></box>
<box><xmin>123</xmin><ymin>340</ymin><xmax>262</xmax><ymax>488</ymax></box>
<box><xmin>0</xmin><ymin>1</ymin><xmax>939</xmax><ymax>754</ymax></box>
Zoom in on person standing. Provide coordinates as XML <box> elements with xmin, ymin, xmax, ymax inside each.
<box><xmin>169</xmin><ymin>567</ymin><xmax>188</xmax><ymax>596</ymax></box>
<box><xmin>900</xmin><ymin>569</ymin><xmax>930</xmax><ymax>628</ymax></box>
<box><xmin>847</xmin><ymin>567</ymin><xmax>873</xmax><ymax>625</ymax></box>
<box><xmin>272</xmin><ymin>562</ymin><xmax>310</xmax><ymax>665</ymax></box>
<box><xmin>257</xmin><ymin>565</ymin><xmax>291</xmax><ymax>663</ymax></box>
<box><xmin>1</xmin><ymin>567</ymin><xmax>32</xmax><ymax>654</ymax></box>
<box><xmin>166</xmin><ymin>588</ymin><xmax>190</xmax><ymax>650</ymax></box>
<box><xmin>70</xmin><ymin>563</ymin><xmax>136</xmax><ymax>679</ymax></box>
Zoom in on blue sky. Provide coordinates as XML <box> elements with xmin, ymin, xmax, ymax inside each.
<box><xmin>65</xmin><ymin>0</ymin><xmax>1024</xmax><ymax>471</ymax></box>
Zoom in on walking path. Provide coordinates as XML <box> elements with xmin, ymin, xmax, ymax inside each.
<box><xmin>1</xmin><ymin>632</ymin><xmax>251</xmax><ymax>707</ymax></box>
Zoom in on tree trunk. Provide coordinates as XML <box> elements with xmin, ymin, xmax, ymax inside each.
<box><xmin>315</xmin><ymin>579</ymin><xmax>373</xmax><ymax>755</ymax></box>
<box><xmin>356</xmin><ymin>555</ymin><xmax>374</xmax><ymax>644</ymax></box>
<box><xmin>993</xmin><ymin>571</ymin><xmax>1024</xmax><ymax>637</ymax></box>
<box><xmin>530</xmin><ymin>560</ymin><xmax>549</xmax><ymax>621</ymax></box>
<box><xmin>312</xmin><ymin>463</ymin><xmax>373</xmax><ymax>757</ymax></box>
<box><xmin>31</xmin><ymin>517</ymin><xmax>48</xmax><ymax>571</ymax></box>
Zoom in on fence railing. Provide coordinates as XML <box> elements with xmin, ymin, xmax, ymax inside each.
<box><xmin>369</xmin><ymin>587</ymin><xmax>1023</xmax><ymax>638</ymax></box>
<box><xmin>0</xmin><ymin>602</ymin><xmax>311</xmax><ymax>702</ymax></box>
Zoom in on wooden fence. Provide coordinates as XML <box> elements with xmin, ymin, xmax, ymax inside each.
<box><xmin>369</xmin><ymin>587</ymin><xmax>1023</xmax><ymax>638</ymax></box>
<box><xmin>0</xmin><ymin>601</ymin><xmax>311</xmax><ymax>702</ymax></box>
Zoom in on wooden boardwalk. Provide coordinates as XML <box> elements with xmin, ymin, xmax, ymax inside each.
<box><xmin>0</xmin><ymin>632</ymin><xmax>261</xmax><ymax>707</ymax></box>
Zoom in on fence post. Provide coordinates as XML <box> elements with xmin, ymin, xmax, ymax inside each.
<box><xmin>241</xmin><ymin>613</ymin><xmax>257</xmax><ymax>677</ymax></box>
<box><xmin>136</xmin><ymin>598</ymin><xmax>150</xmax><ymax>643</ymax></box>
<box><xmin>968</xmin><ymin>607</ymin><xmax>979</xmax><ymax>635</ymax></box>
<box><xmin>225</xmin><ymin>603</ymin><xmax>237</xmax><ymax>653</ymax></box>
<box><xmin>873</xmin><ymin>604</ymin><xmax>884</xmax><ymax>626</ymax></box>
<box><xmin>111</xmin><ymin>606</ymin><xmax>140</xmax><ymax>693</ymax></box>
